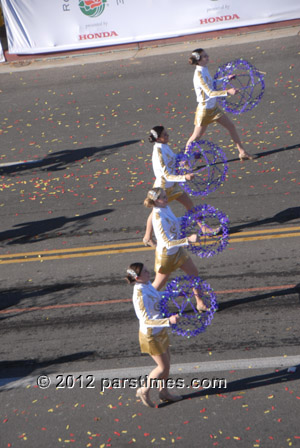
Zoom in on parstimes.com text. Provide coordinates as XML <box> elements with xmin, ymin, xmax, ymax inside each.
<box><xmin>99</xmin><ymin>377</ymin><xmax>227</xmax><ymax>393</ymax></box>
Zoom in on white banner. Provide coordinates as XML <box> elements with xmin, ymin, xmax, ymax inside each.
<box><xmin>1</xmin><ymin>0</ymin><xmax>300</xmax><ymax>55</ymax></box>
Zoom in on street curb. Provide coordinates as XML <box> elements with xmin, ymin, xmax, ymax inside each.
<box><xmin>1</xmin><ymin>355</ymin><xmax>299</xmax><ymax>390</ymax></box>
<box><xmin>0</xmin><ymin>18</ymin><xmax>300</xmax><ymax>73</ymax></box>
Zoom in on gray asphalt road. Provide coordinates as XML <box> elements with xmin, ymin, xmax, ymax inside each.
<box><xmin>0</xmin><ymin>30</ymin><xmax>300</xmax><ymax>448</ymax></box>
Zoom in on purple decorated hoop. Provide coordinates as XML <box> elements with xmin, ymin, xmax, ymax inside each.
<box><xmin>213</xmin><ymin>58</ymin><xmax>265</xmax><ymax>114</ymax></box>
<box><xmin>175</xmin><ymin>140</ymin><xmax>228</xmax><ymax>197</ymax></box>
<box><xmin>180</xmin><ymin>204</ymin><xmax>229</xmax><ymax>257</ymax></box>
<box><xmin>159</xmin><ymin>275</ymin><xmax>218</xmax><ymax>338</ymax></box>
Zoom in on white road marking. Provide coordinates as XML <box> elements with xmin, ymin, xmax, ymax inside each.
<box><xmin>1</xmin><ymin>355</ymin><xmax>299</xmax><ymax>390</ymax></box>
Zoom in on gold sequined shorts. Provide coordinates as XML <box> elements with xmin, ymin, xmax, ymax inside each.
<box><xmin>166</xmin><ymin>185</ymin><xmax>184</xmax><ymax>202</ymax></box>
<box><xmin>194</xmin><ymin>105</ymin><xmax>223</xmax><ymax>127</ymax></box>
<box><xmin>152</xmin><ymin>184</ymin><xmax>183</xmax><ymax>202</ymax></box>
<box><xmin>154</xmin><ymin>247</ymin><xmax>189</xmax><ymax>275</ymax></box>
<box><xmin>139</xmin><ymin>328</ymin><xmax>170</xmax><ymax>356</ymax></box>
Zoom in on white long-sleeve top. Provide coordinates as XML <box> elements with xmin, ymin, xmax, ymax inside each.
<box><xmin>193</xmin><ymin>66</ymin><xmax>227</xmax><ymax>109</ymax></box>
<box><xmin>152</xmin><ymin>142</ymin><xmax>186</xmax><ymax>190</ymax></box>
<box><xmin>132</xmin><ymin>281</ymin><xmax>170</xmax><ymax>336</ymax></box>
<box><xmin>152</xmin><ymin>205</ymin><xmax>189</xmax><ymax>256</ymax></box>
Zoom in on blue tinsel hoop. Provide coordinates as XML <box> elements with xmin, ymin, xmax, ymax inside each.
<box><xmin>175</xmin><ymin>140</ymin><xmax>228</xmax><ymax>197</ymax></box>
<box><xmin>180</xmin><ymin>204</ymin><xmax>229</xmax><ymax>257</ymax></box>
<box><xmin>213</xmin><ymin>58</ymin><xmax>265</xmax><ymax>114</ymax></box>
<box><xmin>159</xmin><ymin>275</ymin><xmax>218</xmax><ymax>338</ymax></box>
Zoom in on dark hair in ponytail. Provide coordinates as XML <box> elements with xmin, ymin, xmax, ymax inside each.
<box><xmin>148</xmin><ymin>125</ymin><xmax>164</xmax><ymax>143</ymax></box>
<box><xmin>188</xmin><ymin>48</ymin><xmax>204</xmax><ymax>65</ymax></box>
<box><xmin>125</xmin><ymin>262</ymin><xmax>144</xmax><ymax>284</ymax></box>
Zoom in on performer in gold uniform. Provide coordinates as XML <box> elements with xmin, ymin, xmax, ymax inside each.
<box><xmin>143</xmin><ymin>126</ymin><xmax>211</xmax><ymax>247</ymax></box>
<box><xmin>126</xmin><ymin>262</ymin><xmax>182</xmax><ymax>407</ymax></box>
<box><xmin>185</xmin><ymin>48</ymin><xmax>254</xmax><ymax>161</ymax></box>
<box><xmin>144</xmin><ymin>187</ymin><xmax>209</xmax><ymax>313</ymax></box>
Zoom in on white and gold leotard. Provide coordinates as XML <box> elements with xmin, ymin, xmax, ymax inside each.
<box><xmin>152</xmin><ymin>142</ymin><xmax>186</xmax><ymax>190</ymax></box>
<box><xmin>194</xmin><ymin>66</ymin><xmax>227</xmax><ymax>109</ymax></box>
<box><xmin>132</xmin><ymin>281</ymin><xmax>170</xmax><ymax>336</ymax></box>
<box><xmin>152</xmin><ymin>205</ymin><xmax>188</xmax><ymax>256</ymax></box>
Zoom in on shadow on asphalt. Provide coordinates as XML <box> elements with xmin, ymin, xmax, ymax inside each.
<box><xmin>0</xmin><ymin>282</ymin><xmax>77</xmax><ymax>314</ymax></box>
<box><xmin>226</xmin><ymin>142</ymin><xmax>300</xmax><ymax>164</ymax></box>
<box><xmin>230</xmin><ymin>206</ymin><xmax>300</xmax><ymax>234</ymax></box>
<box><xmin>0</xmin><ymin>352</ymin><xmax>96</xmax><ymax>389</ymax></box>
<box><xmin>253</xmin><ymin>143</ymin><xmax>300</xmax><ymax>159</ymax></box>
<box><xmin>158</xmin><ymin>365</ymin><xmax>300</xmax><ymax>408</ymax></box>
<box><xmin>0</xmin><ymin>208</ymin><xmax>113</xmax><ymax>246</ymax></box>
<box><xmin>217</xmin><ymin>283</ymin><xmax>300</xmax><ymax>312</ymax></box>
<box><xmin>0</xmin><ymin>140</ymin><xmax>140</xmax><ymax>175</ymax></box>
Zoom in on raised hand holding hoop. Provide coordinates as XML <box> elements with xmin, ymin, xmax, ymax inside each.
<box><xmin>176</xmin><ymin>140</ymin><xmax>228</xmax><ymax>197</ymax></box>
<box><xmin>213</xmin><ymin>58</ymin><xmax>265</xmax><ymax>114</ymax></box>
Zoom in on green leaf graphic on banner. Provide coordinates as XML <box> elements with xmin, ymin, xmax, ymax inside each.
<box><xmin>79</xmin><ymin>0</ymin><xmax>108</xmax><ymax>18</ymax></box>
